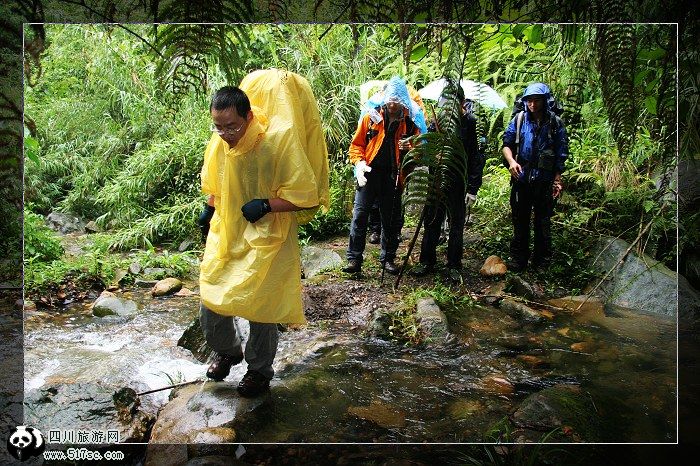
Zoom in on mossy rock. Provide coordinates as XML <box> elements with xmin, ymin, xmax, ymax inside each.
<box><xmin>511</xmin><ymin>384</ymin><xmax>602</xmax><ymax>442</ymax></box>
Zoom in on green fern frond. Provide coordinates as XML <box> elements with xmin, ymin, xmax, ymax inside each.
<box><xmin>596</xmin><ymin>24</ymin><xmax>637</xmax><ymax>157</ymax></box>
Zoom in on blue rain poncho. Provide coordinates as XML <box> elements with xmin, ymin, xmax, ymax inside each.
<box><xmin>360</xmin><ymin>76</ymin><xmax>428</xmax><ymax>134</ymax></box>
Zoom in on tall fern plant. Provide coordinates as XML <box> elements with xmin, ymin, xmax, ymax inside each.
<box><xmin>395</xmin><ymin>37</ymin><xmax>468</xmax><ymax>288</ymax></box>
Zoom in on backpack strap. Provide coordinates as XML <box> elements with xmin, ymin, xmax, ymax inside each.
<box><xmin>514</xmin><ymin>110</ymin><xmax>525</xmax><ymax>161</ymax></box>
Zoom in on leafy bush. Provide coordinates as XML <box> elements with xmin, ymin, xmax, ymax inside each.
<box><xmin>23</xmin><ymin>210</ymin><xmax>64</xmax><ymax>263</ymax></box>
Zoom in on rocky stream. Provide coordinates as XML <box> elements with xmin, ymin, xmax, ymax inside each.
<box><xmin>14</xmin><ymin>219</ymin><xmax>700</xmax><ymax>464</ymax></box>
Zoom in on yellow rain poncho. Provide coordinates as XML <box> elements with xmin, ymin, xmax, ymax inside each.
<box><xmin>199</xmin><ymin>70</ymin><xmax>329</xmax><ymax>324</ymax></box>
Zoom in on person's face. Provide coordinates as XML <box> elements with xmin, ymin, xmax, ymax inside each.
<box><xmin>526</xmin><ymin>96</ymin><xmax>545</xmax><ymax>115</ymax></box>
<box><xmin>386</xmin><ymin>101</ymin><xmax>404</xmax><ymax>118</ymax></box>
<box><xmin>210</xmin><ymin>107</ymin><xmax>252</xmax><ymax>147</ymax></box>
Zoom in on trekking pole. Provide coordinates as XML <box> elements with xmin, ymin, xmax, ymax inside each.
<box><xmin>380</xmin><ymin>168</ymin><xmax>401</xmax><ymax>287</ymax></box>
<box><xmin>136</xmin><ymin>378</ymin><xmax>205</xmax><ymax>396</ymax></box>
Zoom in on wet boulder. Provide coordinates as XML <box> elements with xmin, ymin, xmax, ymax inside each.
<box><xmin>506</xmin><ymin>275</ymin><xmax>543</xmax><ymax>301</ymax></box>
<box><xmin>368</xmin><ymin>307</ymin><xmax>393</xmax><ymax>340</ymax></box>
<box><xmin>480</xmin><ymin>255</ymin><xmax>507</xmax><ymax>276</ymax></box>
<box><xmin>149</xmin><ymin>381</ymin><xmax>265</xmax><ymax>443</ymax></box>
<box><xmin>590</xmin><ymin>236</ymin><xmax>699</xmax><ymax>324</ymax></box>
<box><xmin>301</xmin><ymin>245</ymin><xmax>343</xmax><ymax>278</ymax></box>
<box><xmin>511</xmin><ymin>384</ymin><xmax>601</xmax><ymax>442</ymax></box>
<box><xmin>499</xmin><ymin>298</ymin><xmax>544</xmax><ymax>323</ymax></box>
<box><xmin>92</xmin><ymin>293</ymin><xmax>138</xmax><ymax>317</ymax></box>
<box><xmin>24</xmin><ymin>382</ymin><xmax>154</xmax><ymax>442</ymax></box>
<box><xmin>177</xmin><ymin>317</ymin><xmax>214</xmax><ymax>363</ymax></box>
<box><xmin>415</xmin><ymin>297</ymin><xmax>450</xmax><ymax>344</ymax></box>
<box><xmin>152</xmin><ymin>278</ymin><xmax>183</xmax><ymax>297</ymax></box>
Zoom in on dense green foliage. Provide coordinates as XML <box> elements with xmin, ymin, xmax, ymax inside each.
<box><xmin>24</xmin><ymin>23</ymin><xmax>676</xmax><ymax>296</ymax></box>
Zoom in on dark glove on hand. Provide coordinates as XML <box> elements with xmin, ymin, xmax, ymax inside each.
<box><xmin>197</xmin><ymin>204</ymin><xmax>215</xmax><ymax>240</ymax></box>
<box><xmin>241</xmin><ymin>199</ymin><xmax>271</xmax><ymax>223</ymax></box>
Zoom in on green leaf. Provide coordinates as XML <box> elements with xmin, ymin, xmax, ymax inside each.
<box><xmin>644</xmin><ymin>96</ymin><xmax>657</xmax><ymax>115</ymax></box>
<box><xmin>643</xmin><ymin>200</ymin><xmax>655</xmax><ymax>213</ymax></box>
<box><xmin>530</xmin><ymin>42</ymin><xmax>546</xmax><ymax>50</ymax></box>
<box><xmin>526</xmin><ymin>25</ymin><xmax>542</xmax><ymax>44</ymax></box>
<box><xmin>637</xmin><ymin>47</ymin><xmax>665</xmax><ymax>61</ymax></box>
<box><xmin>24</xmin><ymin>136</ymin><xmax>40</xmax><ymax>164</ymax></box>
<box><xmin>634</xmin><ymin>70</ymin><xmax>650</xmax><ymax>86</ymax></box>
<box><xmin>512</xmin><ymin>24</ymin><xmax>527</xmax><ymax>40</ymax></box>
<box><xmin>410</xmin><ymin>43</ymin><xmax>428</xmax><ymax>61</ymax></box>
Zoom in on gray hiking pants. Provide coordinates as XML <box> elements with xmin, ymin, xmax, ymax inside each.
<box><xmin>199</xmin><ymin>303</ymin><xmax>279</xmax><ymax>380</ymax></box>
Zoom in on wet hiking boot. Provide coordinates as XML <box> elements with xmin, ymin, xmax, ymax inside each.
<box><xmin>342</xmin><ymin>259</ymin><xmax>361</xmax><ymax>274</ymax></box>
<box><xmin>237</xmin><ymin>370</ymin><xmax>270</xmax><ymax>397</ymax></box>
<box><xmin>368</xmin><ymin>231</ymin><xmax>380</xmax><ymax>244</ymax></box>
<box><xmin>206</xmin><ymin>352</ymin><xmax>244</xmax><ymax>381</ymax></box>
<box><xmin>409</xmin><ymin>263</ymin><xmax>435</xmax><ymax>277</ymax></box>
<box><xmin>383</xmin><ymin>260</ymin><xmax>400</xmax><ymax>275</ymax></box>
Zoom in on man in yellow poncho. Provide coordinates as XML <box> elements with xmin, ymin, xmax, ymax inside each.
<box><xmin>197</xmin><ymin>73</ymin><xmax>327</xmax><ymax>397</ymax></box>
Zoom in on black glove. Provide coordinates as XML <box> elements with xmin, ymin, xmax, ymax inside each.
<box><xmin>241</xmin><ymin>198</ymin><xmax>271</xmax><ymax>223</ymax></box>
<box><xmin>197</xmin><ymin>204</ymin><xmax>215</xmax><ymax>240</ymax></box>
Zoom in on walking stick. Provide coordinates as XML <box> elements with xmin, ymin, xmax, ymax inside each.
<box><xmin>381</xmin><ymin>168</ymin><xmax>401</xmax><ymax>287</ymax></box>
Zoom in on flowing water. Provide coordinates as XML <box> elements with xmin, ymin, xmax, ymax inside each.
<box><xmin>24</xmin><ymin>286</ymin><xmax>677</xmax><ymax>443</ymax></box>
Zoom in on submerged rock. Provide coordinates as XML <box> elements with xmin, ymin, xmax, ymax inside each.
<box><xmin>24</xmin><ymin>383</ymin><xmax>154</xmax><ymax>442</ymax></box>
<box><xmin>499</xmin><ymin>298</ymin><xmax>544</xmax><ymax>323</ymax></box>
<box><xmin>347</xmin><ymin>401</ymin><xmax>406</xmax><ymax>428</ymax></box>
<box><xmin>480</xmin><ymin>375</ymin><xmax>515</xmax><ymax>395</ymax></box>
<box><xmin>511</xmin><ymin>384</ymin><xmax>601</xmax><ymax>442</ymax></box>
<box><xmin>92</xmin><ymin>295</ymin><xmax>138</xmax><ymax>317</ymax></box>
<box><xmin>152</xmin><ymin>278</ymin><xmax>183</xmax><ymax>297</ymax></box>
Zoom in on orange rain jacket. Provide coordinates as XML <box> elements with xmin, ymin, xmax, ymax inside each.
<box><xmin>348</xmin><ymin>107</ymin><xmax>421</xmax><ymax>186</ymax></box>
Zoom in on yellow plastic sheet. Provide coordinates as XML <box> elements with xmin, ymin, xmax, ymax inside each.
<box><xmin>199</xmin><ymin>69</ymin><xmax>328</xmax><ymax>323</ymax></box>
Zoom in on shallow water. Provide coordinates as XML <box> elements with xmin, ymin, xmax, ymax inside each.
<box><xmin>24</xmin><ymin>289</ymin><xmax>677</xmax><ymax>442</ymax></box>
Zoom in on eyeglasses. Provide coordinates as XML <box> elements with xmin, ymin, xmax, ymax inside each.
<box><xmin>210</xmin><ymin>120</ymin><xmax>246</xmax><ymax>136</ymax></box>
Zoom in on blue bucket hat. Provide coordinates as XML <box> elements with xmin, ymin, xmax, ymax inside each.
<box><xmin>522</xmin><ymin>82</ymin><xmax>551</xmax><ymax>101</ymax></box>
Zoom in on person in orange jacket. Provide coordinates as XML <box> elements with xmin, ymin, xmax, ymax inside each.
<box><xmin>342</xmin><ymin>76</ymin><xmax>426</xmax><ymax>275</ymax></box>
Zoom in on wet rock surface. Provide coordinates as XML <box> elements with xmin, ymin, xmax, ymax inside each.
<box><xmin>151</xmin><ymin>277</ymin><xmax>183</xmax><ymax>297</ymax></box>
<box><xmin>415</xmin><ymin>297</ymin><xmax>450</xmax><ymax>343</ymax></box>
<box><xmin>511</xmin><ymin>384</ymin><xmax>601</xmax><ymax>442</ymax></box>
<box><xmin>178</xmin><ymin>316</ymin><xmax>214</xmax><ymax>363</ymax></box>
<box><xmin>92</xmin><ymin>295</ymin><xmax>138</xmax><ymax>317</ymax></box>
<box><xmin>24</xmin><ymin>383</ymin><xmax>154</xmax><ymax>442</ymax></box>
<box><xmin>499</xmin><ymin>297</ymin><xmax>545</xmax><ymax>323</ymax></box>
<box><xmin>148</xmin><ymin>380</ymin><xmax>265</xmax><ymax>443</ymax></box>
<box><xmin>591</xmin><ymin>236</ymin><xmax>697</xmax><ymax>322</ymax></box>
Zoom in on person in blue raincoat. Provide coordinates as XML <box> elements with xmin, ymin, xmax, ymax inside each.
<box><xmin>502</xmin><ymin>82</ymin><xmax>567</xmax><ymax>272</ymax></box>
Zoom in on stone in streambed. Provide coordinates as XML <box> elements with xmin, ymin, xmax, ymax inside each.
<box><xmin>151</xmin><ymin>278</ymin><xmax>182</xmax><ymax>297</ymax></box>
